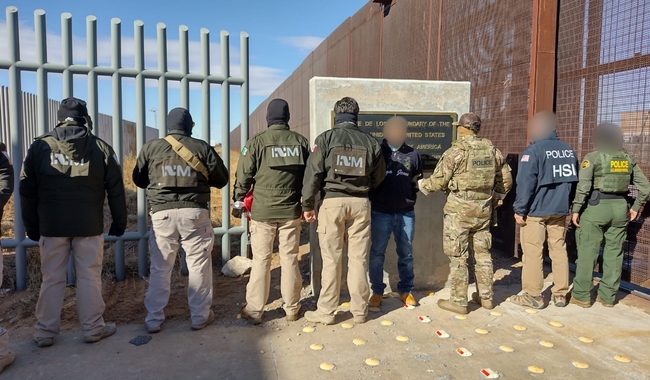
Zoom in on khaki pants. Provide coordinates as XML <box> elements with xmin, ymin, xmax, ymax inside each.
<box><xmin>520</xmin><ymin>215</ymin><xmax>570</xmax><ymax>297</ymax></box>
<box><xmin>34</xmin><ymin>235</ymin><xmax>106</xmax><ymax>338</ymax></box>
<box><xmin>316</xmin><ymin>197</ymin><xmax>371</xmax><ymax>318</ymax></box>
<box><xmin>145</xmin><ymin>208</ymin><xmax>214</xmax><ymax>327</ymax></box>
<box><xmin>1</xmin><ymin>246</ymin><xmax>8</xmax><ymax>359</ymax></box>
<box><xmin>245</xmin><ymin>219</ymin><xmax>302</xmax><ymax>319</ymax></box>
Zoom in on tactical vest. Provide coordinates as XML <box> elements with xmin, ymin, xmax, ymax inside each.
<box><xmin>537</xmin><ymin>144</ymin><xmax>578</xmax><ymax>186</ymax></box>
<box><xmin>451</xmin><ymin>137</ymin><xmax>496</xmax><ymax>192</ymax></box>
<box><xmin>594</xmin><ymin>151</ymin><xmax>631</xmax><ymax>193</ymax></box>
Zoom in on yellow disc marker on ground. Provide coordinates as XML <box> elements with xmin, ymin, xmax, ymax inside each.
<box><xmin>341</xmin><ymin>322</ymin><xmax>354</xmax><ymax>329</ymax></box>
<box><xmin>475</xmin><ymin>328</ymin><xmax>489</xmax><ymax>335</ymax></box>
<box><xmin>490</xmin><ymin>311</ymin><xmax>502</xmax><ymax>317</ymax></box>
<box><xmin>513</xmin><ymin>325</ymin><xmax>527</xmax><ymax>331</ymax></box>
<box><xmin>381</xmin><ymin>320</ymin><xmax>394</xmax><ymax>326</ymax></box>
<box><xmin>549</xmin><ymin>321</ymin><xmax>564</xmax><ymax>328</ymax></box>
<box><xmin>578</xmin><ymin>336</ymin><xmax>594</xmax><ymax>343</ymax></box>
<box><xmin>426</xmin><ymin>291</ymin><xmax>435</xmax><ymax>296</ymax></box>
<box><xmin>539</xmin><ymin>340</ymin><xmax>554</xmax><ymax>348</ymax></box>
<box><xmin>499</xmin><ymin>345</ymin><xmax>514</xmax><ymax>353</ymax></box>
<box><xmin>528</xmin><ymin>366</ymin><xmax>545</xmax><ymax>374</ymax></box>
<box><xmin>455</xmin><ymin>314</ymin><xmax>467</xmax><ymax>320</ymax></box>
<box><xmin>319</xmin><ymin>362</ymin><xmax>335</xmax><ymax>371</ymax></box>
<box><xmin>352</xmin><ymin>338</ymin><xmax>366</xmax><ymax>346</ymax></box>
<box><xmin>614</xmin><ymin>355</ymin><xmax>631</xmax><ymax>363</ymax></box>
<box><xmin>310</xmin><ymin>343</ymin><xmax>324</xmax><ymax>351</ymax></box>
<box><xmin>572</xmin><ymin>361</ymin><xmax>589</xmax><ymax>369</ymax></box>
<box><xmin>525</xmin><ymin>308</ymin><xmax>538</xmax><ymax>314</ymax></box>
<box><xmin>302</xmin><ymin>326</ymin><xmax>315</xmax><ymax>333</ymax></box>
<box><xmin>396</xmin><ymin>335</ymin><xmax>410</xmax><ymax>342</ymax></box>
<box><xmin>340</xmin><ymin>302</ymin><xmax>350</xmax><ymax>308</ymax></box>
<box><xmin>365</xmin><ymin>358</ymin><xmax>380</xmax><ymax>366</ymax></box>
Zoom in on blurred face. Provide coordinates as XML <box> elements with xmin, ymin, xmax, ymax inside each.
<box><xmin>528</xmin><ymin>112</ymin><xmax>557</xmax><ymax>141</ymax></box>
<box><xmin>384</xmin><ymin>120</ymin><xmax>407</xmax><ymax>148</ymax></box>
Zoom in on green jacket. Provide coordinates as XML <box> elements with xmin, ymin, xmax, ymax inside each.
<box><xmin>133</xmin><ymin>131</ymin><xmax>229</xmax><ymax>213</ymax></box>
<box><xmin>574</xmin><ymin>150</ymin><xmax>650</xmax><ymax>212</ymax></box>
<box><xmin>233</xmin><ymin>124</ymin><xmax>310</xmax><ymax>221</ymax></box>
<box><xmin>302</xmin><ymin>123</ymin><xmax>386</xmax><ymax>211</ymax></box>
<box><xmin>20</xmin><ymin>123</ymin><xmax>127</xmax><ymax>237</ymax></box>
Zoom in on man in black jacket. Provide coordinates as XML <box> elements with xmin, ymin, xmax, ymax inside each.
<box><xmin>0</xmin><ymin>142</ymin><xmax>14</xmax><ymax>372</ymax></box>
<box><xmin>20</xmin><ymin>98</ymin><xmax>127</xmax><ymax>347</ymax></box>
<box><xmin>133</xmin><ymin>107</ymin><xmax>229</xmax><ymax>333</ymax></box>
<box><xmin>368</xmin><ymin>117</ymin><xmax>423</xmax><ymax>307</ymax></box>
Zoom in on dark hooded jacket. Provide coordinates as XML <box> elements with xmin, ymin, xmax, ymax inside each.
<box><xmin>0</xmin><ymin>149</ymin><xmax>14</xmax><ymax>222</ymax></box>
<box><xmin>132</xmin><ymin>108</ymin><xmax>229</xmax><ymax>213</ymax></box>
<box><xmin>19</xmin><ymin>121</ymin><xmax>127</xmax><ymax>237</ymax></box>
<box><xmin>233</xmin><ymin>99</ymin><xmax>310</xmax><ymax>221</ymax></box>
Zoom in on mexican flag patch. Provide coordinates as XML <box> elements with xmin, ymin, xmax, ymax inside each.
<box><xmin>241</xmin><ymin>147</ymin><xmax>248</xmax><ymax>156</ymax></box>
<box><xmin>312</xmin><ymin>144</ymin><xmax>317</xmax><ymax>153</ymax></box>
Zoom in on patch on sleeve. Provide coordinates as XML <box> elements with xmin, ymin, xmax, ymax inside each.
<box><xmin>521</xmin><ymin>155</ymin><xmax>529</xmax><ymax>162</ymax></box>
<box><xmin>581</xmin><ymin>160</ymin><xmax>590</xmax><ymax>169</ymax></box>
<box><xmin>241</xmin><ymin>147</ymin><xmax>248</xmax><ymax>156</ymax></box>
<box><xmin>312</xmin><ymin>144</ymin><xmax>317</xmax><ymax>153</ymax></box>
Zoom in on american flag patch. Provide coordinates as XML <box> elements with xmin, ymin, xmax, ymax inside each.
<box><xmin>521</xmin><ymin>155</ymin><xmax>530</xmax><ymax>162</ymax></box>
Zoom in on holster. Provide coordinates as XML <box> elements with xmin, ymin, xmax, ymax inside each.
<box><xmin>588</xmin><ymin>190</ymin><xmax>601</xmax><ymax>206</ymax></box>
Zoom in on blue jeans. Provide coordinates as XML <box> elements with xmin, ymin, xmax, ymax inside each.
<box><xmin>369</xmin><ymin>210</ymin><xmax>415</xmax><ymax>295</ymax></box>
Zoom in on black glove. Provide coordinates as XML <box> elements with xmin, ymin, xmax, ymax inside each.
<box><xmin>27</xmin><ymin>231</ymin><xmax>40</xmax><ymax>242</ymax></box>
<box><xmin>108</xmin><ymin>224</ymin><xmax>125</xmax><ymax>237</ymax></box>
<box><xmin>231</xmin><ymin>208</ymin><xmax>243</xmax><ymax>219</ymax></box>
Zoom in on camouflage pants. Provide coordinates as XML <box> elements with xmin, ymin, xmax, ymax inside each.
<box><xmin>443</xmin><ymin>214</ymin><xmax>493</xmax><ymax>306</ymax></box>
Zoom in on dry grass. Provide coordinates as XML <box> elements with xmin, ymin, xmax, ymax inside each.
<box><xmin>1</xmin><ymin>150</ymin><xmax>242</xmax><ymax>294</ymax></box>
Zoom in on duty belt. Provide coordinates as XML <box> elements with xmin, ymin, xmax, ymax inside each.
<box><xmin>599</xmin><ymin>192</ymin><xmax>627</xmax><ymax>200</ymax></box>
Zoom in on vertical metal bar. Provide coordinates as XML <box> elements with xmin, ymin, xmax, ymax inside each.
<box><xmin>35</xmin><ymin>9</ymin><xmax>48</xmax><ymax>136</ymax></box>
<box><xmin>135</xmin><ymin>20</ymin><xmax>148</xmax><ymax>278</ymax></box>
<box><xmin>240</xmin><ymin>32</ymin><xmax>250</xmax><ymax>257</ymax></box>
<box><xmin>86</xmin><ymin>16</ymin><xmax>98</xmax><ymax>131</ymax></box>
<box><xmin>179</xmin><ymin>25</ymin><xmax>189</xmax><ymax>109</ymax></box>
<box><xmin>7</xmin><ymin>6</ymin><xmax>26</xmax><ymax>290</ymax></box>
<box><xmin>111</xmin><ymin>18</ymin><xmax>125</xmax><ymax>281</ymax></box>
<box><xmin>157</xmin><ymin>23</ymin><xmax>168</xmax><ymax>138</ymax></box>
<box><xmin>220</xmin><ymin>31</ymin><xmax>231</xmax><ymax>265</ymax></box>
<box><xmin>201</xmin><ymin>28</ymin><xmax>210</xmax><ymax>143</ymax></box>
<box><xmin>61</xmin><ymin>12</ymin><xmax>73</xmax><ymax>98</ymax></box>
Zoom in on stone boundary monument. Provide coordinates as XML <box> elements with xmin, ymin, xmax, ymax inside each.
<box><xmin>308</xmin><ymin>77</ymin><xmax>471</xmax><ymax>297</ymax></box>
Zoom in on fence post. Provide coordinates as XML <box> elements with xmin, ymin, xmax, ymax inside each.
<box><xmin>240</xmin><ymin>32</ymin><xmax>250</xmax><ymax>258</ymax></box>
<box><xmin>220</xmin><ymin>31</ymin><xmax>231</xmax><ymax>265</ymax></box>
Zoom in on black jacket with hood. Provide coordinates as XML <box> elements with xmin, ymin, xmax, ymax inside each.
<box><xmin>20</xmin><ymin>120</ymin><xmax>127</xmax><ymax>237</ymax></box>
<box><xmin>132</xmin><ymin>108</ymin><xmax>229</xmax><ymax>213</ymax></box>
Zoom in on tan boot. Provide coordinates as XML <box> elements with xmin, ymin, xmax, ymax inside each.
<box><xmin>569</xmin><ymin>296</ymin><xmax>591</xmax><ymax>308</ymax></box>
<box><xmin>596</xmin><ymin>296</ymin><xmax>614</xmax><ymax>308</ymax></box>
<box><xmin>304</xmin><ymin>311</ymin><xmax>335</xmax><ymax>325</ymax></box>
<box><xmin>241</xmin><ymin>307</ymin><xmax>262</xmax><ymax>325</ymax></box>
<box><xmin>191</xmin><ymin>311</ymin><xmax>215</xmax><ymax>331</ymax></box>
<box><xmin>437</xmin><ymin>299</ymin><xmax>468</xmax><ymax>314</ymax></box>
<box><xmin>399</xmin><ymin>293</ymin><xmax>417</xmax><ymax>306</ymax></box>
<box><xmin>84</xmin><ymin>323</ymin><xmax>117</xmax><ymax>343</ymax></box>
<box><xmin>471</xmin><ymin>292</ymin><xmax>494</xmax><ymax>310</ymax></box>
<box><xmin>0</xmin><ymin>351</ymin><xmax>15</xmax><ymax>374</ymax></box>
<box><xmin>368</xmin><ymin>294</ymin><xmax>382</xmax><ymax>307</ymax></box>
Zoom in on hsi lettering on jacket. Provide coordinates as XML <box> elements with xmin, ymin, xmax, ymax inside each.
<box><xmin>50</xmin><ymin>153</ymin><xmax>86</xmax><ymax>166</ymax></box>
<box><xmin>270</xmin><ymin>146</ymin><xmax>300</xmax><ymax>158</ymax></box>
<box><xmin>552</xmin><ymin>163</ymin><xmax>577</xmax><ymax>178</ymax></box>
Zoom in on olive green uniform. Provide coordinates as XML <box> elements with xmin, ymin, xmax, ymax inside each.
<box><xmin>302</xmin><ymin>122</ymin><xmax>386</xmax><ymax>320</ymax></box>
<box><xmin>420</xmin><ymin>134</ymin><xmax>512</xmax><ymax>306</ymax></box>
<box><xmin>572</xmin><ymin>151</ymin><xmax>650</xmax><ymax>304</ymax></box>
<box><xmin>233</xmin><ymin>124</ymin><xmax>310</xmax><ymax>319</ymax></box>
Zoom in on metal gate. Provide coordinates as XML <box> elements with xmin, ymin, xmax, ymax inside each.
<box><xmin>0</xmin><ymin>6</ymin><xmax>250</xmax><ymax>290</ymax></box>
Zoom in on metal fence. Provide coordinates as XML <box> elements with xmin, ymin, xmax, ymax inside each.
<box><xmin>0</xmin><ymin>6</ymin><xmax>250</xmax><ymax>290</ymax></box>
<box><xmin>0</xmin><ymin>86</ymin><xmax>158</xmax><ymax>156</ymax></box>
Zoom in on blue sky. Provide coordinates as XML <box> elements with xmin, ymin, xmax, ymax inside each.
<box><xmin>0</xmin><ymin>0</ymin><xmax>367</xmax><ymax>142</ymax></box>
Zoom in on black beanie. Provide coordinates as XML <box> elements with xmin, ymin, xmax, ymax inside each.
<box><xmin>266</xmin><ymin>99</ymin><xmax>290</xmax><ymax>126</ymax></box>
<box><xmin>58</xmin><ymin>97</ymin><xmax>89</xmax><ymax>122</ymax></box>
<box><xmin>167</xmin><ymin>107</ymin><xmax>194</xmax><ymax>134</ymax></box>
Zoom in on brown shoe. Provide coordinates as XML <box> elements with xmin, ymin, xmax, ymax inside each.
<box><xmin>569</xmin><ymin>296</ymin><xmax>591</xmax><ymax>308</ymax></box>
<box><xmin>0</xmin><ymin>351</ymin><xmax>15</xmax><ymax>374</ymax></box>
<box><xmin>471</xmin><ymin>292</ymin><xmax>494</xmax><ymax>309</ymax></box>
<box><xmin>368</xmin><ymin>294</ymin><xmax>382</xmax><ymax>308</ymax></box>
<box><xmin>437</xmin><ymin>299</ymin><xmax>468</xmax><ymax>314</ymax></box>
<box><xmin>304</xmin><ymin>311</ymin><xmax>335</xmax><ymax>325</ymax></box>
<box><xmin>509</xmin><ymin>293</ymin><xmax>544</xmax><ymax>309</ymax></box>
<box><xmin>596</xmin><ymin>296</ymin><xmax>614</xmax><ymax>308</ymax></box>
<box><xmin>285</xmin><ymin>306</ymin><xmax>301</xmax><ymax>322</ymax></box>
<box><xmin>241</xmin><ymin>307</ymin><xmax>262</xmax><ymax>325</ymax></box>
<box><xmin>191</xmin><ymin>310</ymin><xmax>215</xmax><ymax>330</ymax></box>
<box><xmin>399</xmin><ymin>293</ymin><xmax>417</xmax><ymax>306</ymax></box>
